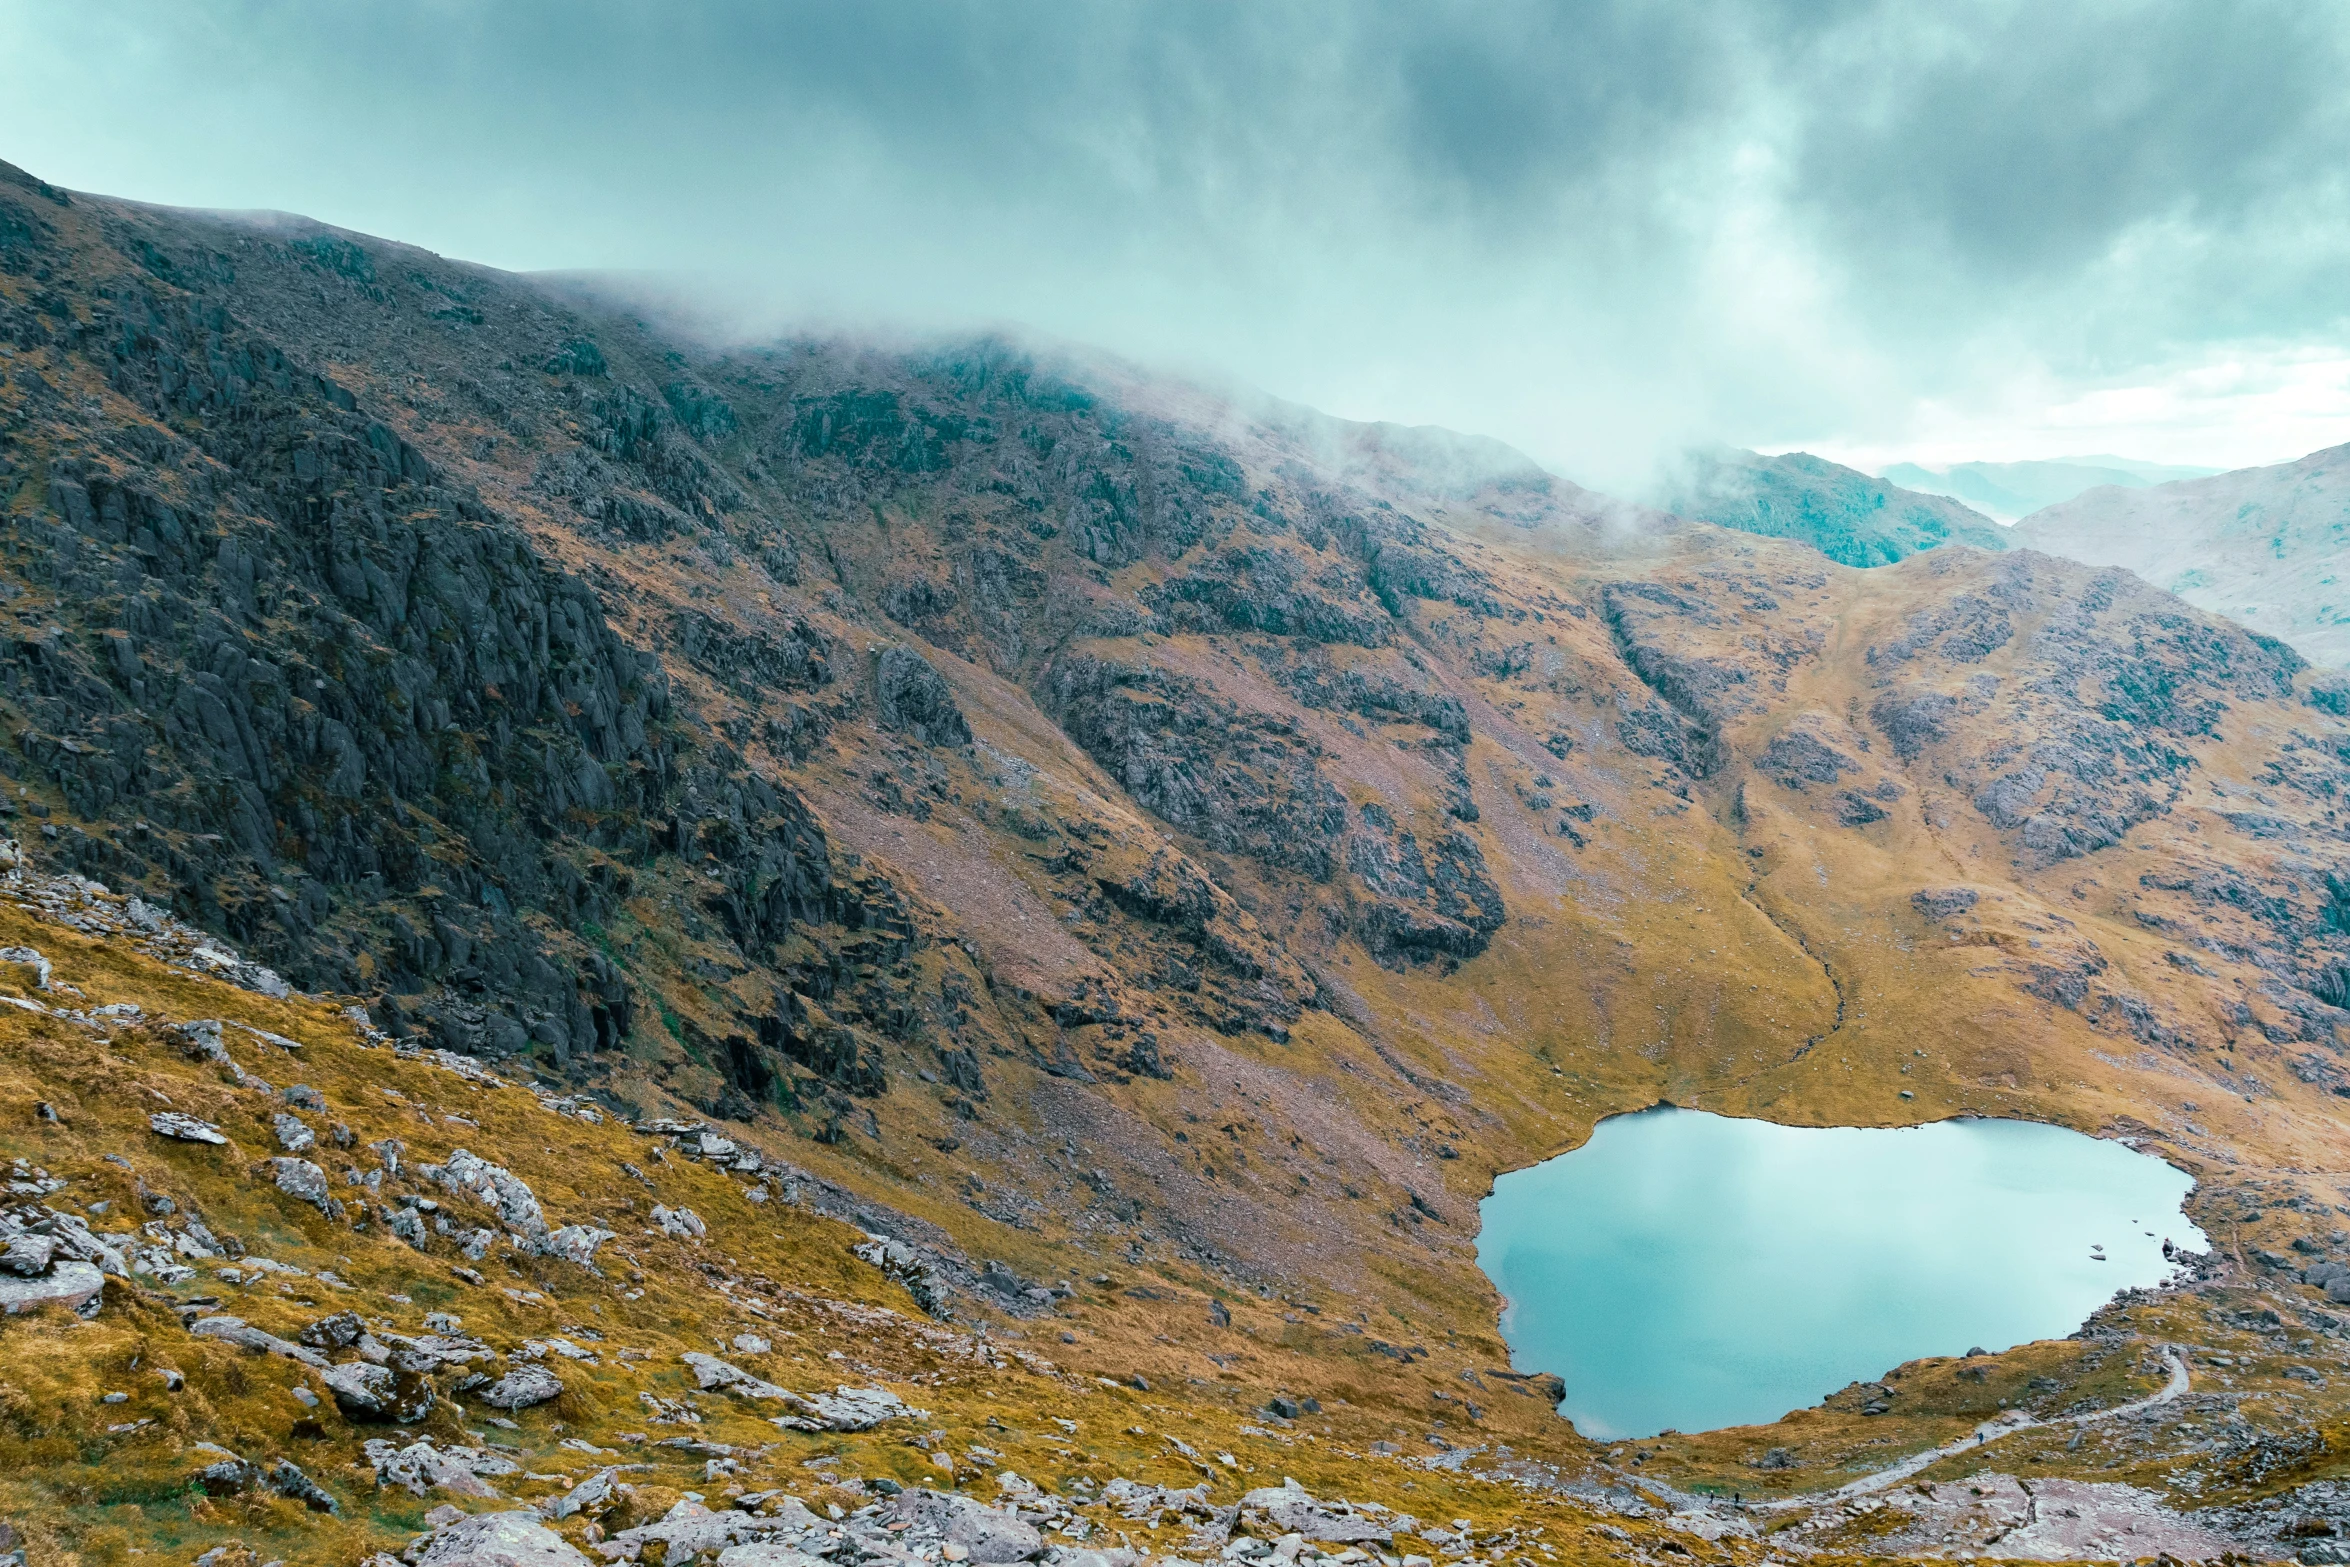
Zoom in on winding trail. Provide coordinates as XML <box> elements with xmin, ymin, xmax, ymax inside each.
<box><xmin>1629</xmin><ymin>1347</ymin><xmax>2194</xmax><ymax>1515</ymax></box>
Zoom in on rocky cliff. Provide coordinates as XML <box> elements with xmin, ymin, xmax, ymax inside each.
<box><xmin>10</xmin><ymin>158</ymin><xmax>2350</xmax><ymax>1563</ymax></box>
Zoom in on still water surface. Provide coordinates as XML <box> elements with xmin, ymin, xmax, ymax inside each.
<box><xmin>1477</xmin><ymin>1108</ymin><xmax>2204</xmax><ymax>1439</ymax></box>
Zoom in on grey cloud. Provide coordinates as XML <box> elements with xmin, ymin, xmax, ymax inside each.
<box><xmin>1792</xmin><ymin>2</ymin><xmax>2350</xmax><ymax>284</ymax></box>
<box><xmin>4</xmin><ymin>0</ymin><xmax>2346</xmax><ymax>481</ymax></box>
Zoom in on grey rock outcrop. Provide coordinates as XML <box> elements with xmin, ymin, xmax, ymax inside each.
<box><xmin>682</xmin><ymin>1351</ymin><xmax>791</xmax><ymax>1401</ymax></box>
<box><xmin>876</xmin><ymin>646</ymin><xmax>972</xmax><ymax>747</ymax></box>
<box><xmin>415</xmin><ymin>1509</ymin><xmax>594</xmax><ymax>1566</ymax></box>
<box><xmin>428</xmin><ymin>1147</ymin><xmax>547</xmax><ymax>1237</ymax></box>
<box><xmin>477</xmin><ymin>1364</ymin><xmax>564</xmax><ymax>1409</ymax></box>
<box><xmin>263</xmin><ymin>1156</ymin><xmax>341</xmax><ymax>1218</ymax></box>
<box><xmin>364</xmin><ymin>1437</ymin><xmax>516</xmax><ymax>1498</ymax></box>
<box><xmin>1913</xmin><ymin>886</ymin><xmax>1979</xmax><ymax>921</ymax></box>
<box><xmin>1240</xmin><ymin>1480</ymin><xmax>1395</xmax><ymax>1545</ymax></box>
<box><xmin>887</xmin><ymin>1487</ymin><xmax>1043</xmax><ymax>1563</ymax></box>
<box><xmin>149</xmin><ymin>1111</ymin><xmax>227</xmax><ymax>1144</ymax></box>
<box><xmin>0</xmin><ymin>1256</ymin><xmax>102</xmax><ymax>1316</ymax></box>
<box><xmin>187</xmin><ymin>1314</ymin><xmax>330</xmax><ymax>1368</ymax></box>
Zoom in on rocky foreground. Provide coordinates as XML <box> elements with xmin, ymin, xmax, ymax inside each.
<box><xmin>8</xmin><ymin>843</ymin><xmax>2350</xmax><ymax>1565</ymax></box>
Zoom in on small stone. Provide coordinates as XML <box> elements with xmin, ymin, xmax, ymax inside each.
<box><xmin>100</xmin><ymin>1391</ymin><xmax>127</xmax><ymax>1404</ymax></box>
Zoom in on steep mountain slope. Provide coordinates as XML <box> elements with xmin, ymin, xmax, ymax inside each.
<box><xmin>1648</xmin><ymin>447</ymin><xmax>2008</xmax><ymax>566</ymax></box>
<box><xmin>10</xmin><ymin>156</ymin><xmax>2350</xmax><ymax>1561</ymax></box>
<box><xmin>2014</xmin><ymin>441</ymin><xmax>2350</xmax><ymax>665</ymax></box>
<box><xmin>1883</xmin><ymin>457</ymin><xmax>2218</xmax><ymax>522</ymax></box>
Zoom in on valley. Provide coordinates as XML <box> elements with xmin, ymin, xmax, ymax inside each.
<box><xmin>6</xmin><ymin>155</ymin><xmax>2350</xmax><ymax>1563</ymax></box>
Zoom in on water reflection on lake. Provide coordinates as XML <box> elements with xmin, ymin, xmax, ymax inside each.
<box><xmin>1476</xmin><ymin>1107</ymin><xmax>2204</xmax><ymax>1439</ymax></box>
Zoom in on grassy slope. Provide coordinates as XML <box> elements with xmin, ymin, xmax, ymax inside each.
<box><xmin>0</xmin><ymin>875</ymin><xmax>1722</xmax><ymax>1567</ymax></box>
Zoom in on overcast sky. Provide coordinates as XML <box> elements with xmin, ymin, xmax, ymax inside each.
<box><xmin>5</xmin><ymin>1</ymin><xmax>2348</xmax><ymax>489</ymax></box>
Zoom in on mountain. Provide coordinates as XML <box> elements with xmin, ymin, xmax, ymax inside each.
<box><xmin>1650</xmin><ymin>446</ymin><xmax>2009</xmax><ymax>566</ymax></box>
<box><xmin>8</xmin><ymin>157</ymin><xmax>2350</xmax><ymax>1562</ymax></box>
<box><xmin>1883</xmin><ymin>457</ymin><xmax>2222</xmax><ymax>522</ymax></box>
<box><xmin>2012</xmin><ymin>441</ymin><xmax>2350</xmax><ymax>665</ymax></box>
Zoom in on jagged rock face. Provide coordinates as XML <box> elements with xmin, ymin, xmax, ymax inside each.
<box><xmin>11</xmin><ymin>157</ymin><xmax>2350</xmax><ymax>1314</ymax></box>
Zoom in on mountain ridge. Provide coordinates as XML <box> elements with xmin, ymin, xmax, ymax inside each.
<box><xmin>2013</xmin><ymin>440</ymin><xmax>2350</xmax><ymax>665</ymax></box>
<box><xmin>1883</xmin><ymin>456</ymin><xmax>2220</xmax><ymax>521</ymax></box>
<box><xmin>1646</xmin><ymin>446</ymin><xmax>2008</xmax><ymax>567</ymax></box>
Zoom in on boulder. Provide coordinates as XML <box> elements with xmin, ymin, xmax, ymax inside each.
<box><xmin>264</xmin><ymin>1458</ymin><xmax>339</xmax><ymax>1514</ymax></box>
<box><xmin>415</xmin><ymin>1509</ymin><xmax>594</xmax><ymax>1566</ymax></box>
<box><xmin>772</xmin><ymin>1384</ymin><xmax>925</xmax><ymax>1433</ymax></box>
<box><xmin>193</xmin><ymin>1448</ymin><xmax>258</xmax><ymax>1496</ymax></box>
<box><xmin>149</xmin><ymin>1111</ymin><xmax>227</xmax><ymax>1145</ymax></box>
<box><xmin>0</xmin><ymin>943</ymin><xmax>52</xmax><ymax>988</ymax></box>
<box><xmin>1239</xmin><ymin>1480</ymin><xmax>1392</xmax><ymax>1545</ymax></box>
<box><xmin>542</xmin><ymin>1463</ymin><xmax>621</xmax><ymax>1520</ymax></box>
<box><xmin>597</xmin><ymin>1498</ymin><xmax>819</xmax><ymax>1561</ymax></box>
<box><xmin>887</xmin><ymin>1487</ymin><xmax>1042</xmax><ymax>1562</ymax></box>
<box><xmin>322</xmin><ymin>1361</ymin><xmax>399</xmax><ymax>1419</ymax></box>
<box><xmin>272</xmin><ymin>1111</ymin><xmax>316</xmax><ymax>1152</ymax></box>
<box><xmin>263</xmin><ymin>1156</ymin><xmax>340</xmax><ymax>1217</ymax></box>
<box><xmin>1912</xmin><ymin>886</ymin><xmax>1979</xmax><ymax>922</ymax></box>
<box><xmin>651</xmin><ymin>1204</ymin><xmax>705</xmax><ymax>1239</ymax></box>
<box><xmin>683</xmin><ymin>1351</ymin><xmax>791</xmax><ymax>1401</ymax></box>
<box><xmin>187</xmin><ymin>1314</ymin><xmax>330</xmax><ymax>1369</ymax></box>
<box><xmin>0</xmin><ymin>1257</ymin><xmax>102</xmax><ymax>1315</ymax></box>
<box><xmin>300</xmin><ymin>1309</ymin><xmax>366</xmax><ymax>1348</ymax></box>
<box><xmin>534</xmin><ymin>1223</ymin><xmax>616</xmax><ymax>1266</ymax></box>
<box><xmin>477</xmin><ymin>1365</ymin><xmax>563</xmax><ymax>1410</ymax></box>
<box><xmin>0</xmin><ymin>1233</ymin><xmax>57</xmax><ymax>1276</ymax></box>
<box><xmin>365</xmin><ymin>1437</ymin><xmax>515</xmax><ymax>1498</ymax></box>
<box><xmin>428</xmin><ymin>1148</ymin><xmax>548</xmax><ymax>1239</ymax></box>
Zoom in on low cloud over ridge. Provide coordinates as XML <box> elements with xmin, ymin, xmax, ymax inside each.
<box><xmin>3</xmin><ymin>0</ymin><xmax>2345</xmax><ymax>484</ymax></box>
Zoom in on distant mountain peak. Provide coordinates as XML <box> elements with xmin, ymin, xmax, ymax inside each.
<box><xmin>2012</xmin><ymin>440</ymin><xmax>2350</xmax><ymax>664</ymax></box>
<box><xmin>1647</xmin><ymin>446</ymin><xmax>2006</xmax><ymax>567</ymax></box>
<box><xmin>1877</xmin><ymin>456</ymin><xmax>2223</xmax><ymax>521</ymax></box>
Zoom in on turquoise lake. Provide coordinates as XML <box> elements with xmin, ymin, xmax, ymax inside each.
<box><xmin>1475</xmin><ymin>1107</ymin><xmax>2205</xmax><ymax>1440</ymax></box>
